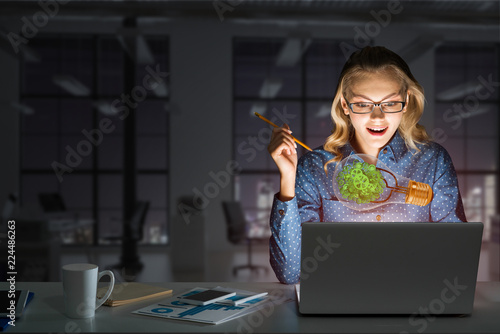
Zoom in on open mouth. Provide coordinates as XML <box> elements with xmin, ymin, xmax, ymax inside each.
<box><xmin>367</xmin><ymin>127</ymin><xmax>388</xmax><ymax>136</ymax></box>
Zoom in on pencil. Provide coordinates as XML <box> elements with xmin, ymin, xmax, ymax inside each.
<box><xmin>254</xmin><ymin>112</ymin><xmax>313</xmax><ymax>151</ymax></box>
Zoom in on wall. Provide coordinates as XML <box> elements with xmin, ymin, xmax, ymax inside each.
<box><xmin>0</xmin><ymin>49</ymin><xmax>20</xmax><ymax>220</ymax></box>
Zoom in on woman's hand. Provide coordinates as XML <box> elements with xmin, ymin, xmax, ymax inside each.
<box><xmin>268</xmin><ymin>124</ymin><xmax>298</xmax><ymax>201</ymax></box>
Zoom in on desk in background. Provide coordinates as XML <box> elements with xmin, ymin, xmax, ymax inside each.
<box><xmin>13</xmin><ymin>218</ymin><xmax>94</xmax><ymax>281</ymax></box>
<box><xmin>2</xmin><ymin>281</ymin><xmax>500</xmax><ymax>333</ymax></box>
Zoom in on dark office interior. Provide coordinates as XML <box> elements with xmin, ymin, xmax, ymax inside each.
<box><xmin>0</xmin><ymin>0</ymin><xmax>498</xmax><ymax>283</ymax></box>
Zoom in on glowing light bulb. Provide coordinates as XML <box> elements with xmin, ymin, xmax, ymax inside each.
<box><xmin>333</xmin><ymin>154</ymin><xmax>433</xmax><ymax>211</ymax></box>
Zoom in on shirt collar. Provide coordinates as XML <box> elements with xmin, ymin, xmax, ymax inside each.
<box><xmin>386</xmin><ymin>130</ymin><xmax>408</xmax><ymax>162</ymax></box>
<box><xmin>339</xmin><ymin>130</ymin><xmax>408</xmax><ymax>163</ymax></box>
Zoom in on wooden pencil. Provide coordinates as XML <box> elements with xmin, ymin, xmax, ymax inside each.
<box><xmin>254</xmin><ymin>112</ymin><xmax>313</xmax><ymax>151</ymax></box>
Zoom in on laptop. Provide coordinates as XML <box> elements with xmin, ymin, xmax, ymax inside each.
<box><xmin>297</xmin><ymin>222</ymin><xmax>483</xmax><ymax>315</ymax></box>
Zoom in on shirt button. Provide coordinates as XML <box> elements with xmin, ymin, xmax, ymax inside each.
<box><xmin>376</xmin><ymin>215</ymin><xmax>382</xmax><ymax>221</ymax></box>
<box><xmin>383</xmin><ymin>149</ymin><xmax>388</xmax><ymax>154</ymax></box>
<box><xmin>279</xmin><ymin>209</ymin><xmax>285</xmax><ymax>215</ymax></box>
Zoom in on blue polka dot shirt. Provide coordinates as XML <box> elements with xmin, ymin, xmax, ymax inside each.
<box><xmin>269</xmin><ymin>131</ymin><xmax>467</xmax><ymax>284</ymax></box>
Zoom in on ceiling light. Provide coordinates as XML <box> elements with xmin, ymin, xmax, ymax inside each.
<box><xmin>437</xmin><ymin>81</ymin><xmax>482</xmax><ymax>101</ymax></box>
<box><xmin>151</xmin><ymin>81</ymin><xmax>168</xmax><ymax>97</ymax></box>
<box><xmin>116</xmin><ymin>27</ymin><xmax>155</xmax><ymax>65</ymax></box>
<box><xmin>276</xmin><ymin>32</ymin><xmax>312</xmax><ymax>67</ymax></box>
<box><xmin>398</xmin><ymin>35</ymin><xmax>442</xmax><ymax>63</ymax></box>
<box><xmin>94</xmin><ymin>100</ymin><xmax>118</xmax><ymax>116</ymax></box>
<box><xmin>259</xmin><ymin>77</ymin><xmax>282</xmax><ymax>99</ymax></box>
<box><xmin>52</xmin><ymin>75</ymin><xmax>91</xmax><ymax>96</ymax></box>
<box><xmin>315</xmin><ymin>103</ymin><xmax>331</xmax><ymax>118</ymax></box>
<box><xmin>3</xmin><ymin>101</ymin><xmax>34</xmax><ymax>115</ymax></box>
<box><xmin>249</xmin><ymin>102</ymin><xmax>267</xmax><ymax>116</ymax></box>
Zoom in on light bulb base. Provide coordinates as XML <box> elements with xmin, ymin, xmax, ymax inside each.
<box><xmin>405</xmin><ymin>180</ymin><xmax>433</xmax><ymax>206</ymax></box>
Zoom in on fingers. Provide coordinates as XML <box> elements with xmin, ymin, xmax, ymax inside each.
<box><xmin>281</xmin><ymin>124</ymin><xmax>297</xmax><ymax>151</ymax></box>
<box><xmin>268</xmin><ymin>125</ymin><xmax>297</xmax><ymax>157</ymax></box>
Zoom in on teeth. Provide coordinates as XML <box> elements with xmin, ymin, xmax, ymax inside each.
<box><xmin>368</xmin><ymin>127</ymin><xmax>386</xmax><ymax>132</ymax></box>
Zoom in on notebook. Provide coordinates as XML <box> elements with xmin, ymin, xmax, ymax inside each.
<box><xmin>298</xmin><ymin>222</ymin><xmax>483</xmax><ymax>315</ymax></box>
<box><xmin>97</xmin><ymin>283</ymin><xmax>172</xmax><ymax>307</ymax></box>
<box><xmin>0</xmin><ymin>292</ymin><xmax>34</xmax><ymax>332</ymax></box>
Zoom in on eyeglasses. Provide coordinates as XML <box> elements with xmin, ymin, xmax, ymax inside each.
<box><xmin>345</xmin><ymin>99</ymin><xmax>406</xmax><ymax>114</ymax></box>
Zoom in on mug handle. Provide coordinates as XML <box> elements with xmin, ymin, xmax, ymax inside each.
<box><xmin>95</xmin><ymin>270</ymin><xmax>115</xmax><ymax>310</ymax></box>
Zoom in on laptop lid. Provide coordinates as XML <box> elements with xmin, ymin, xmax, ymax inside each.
<box><xmin>299</xmin><ymin>222</ymin><xmax>483</xmax><ymax>315</ymax></box>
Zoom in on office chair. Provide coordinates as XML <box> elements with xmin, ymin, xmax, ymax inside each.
<box><xmin>222</xmin><ymin>201</ymin><xmax>269</xmax><ymax>276</ymax></box>
<box><xmin>108</xmin><ymin>201</ymin><xmax>150</xmax><ymax>280</ymax></box>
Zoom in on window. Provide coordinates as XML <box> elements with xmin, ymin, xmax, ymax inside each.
<box><xmin>20</xmin><ymin>35</ymin><xmax>170</xmax><ymax>245</ymax></box>
<box><xmin>434</xmin><ymin>44</ymin><xmax>499</xmax><ymax>240</ymax></box>
<box><xmin>232</xmin><ymin>38</ymin><xmax>347</xmax><ymax>235</ymax></box>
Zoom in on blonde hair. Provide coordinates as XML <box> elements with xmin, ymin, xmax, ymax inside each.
<box><xmin>324</xmin><ymin>46</ymin><xmax>430</xmax><ymax>173</ymax></box>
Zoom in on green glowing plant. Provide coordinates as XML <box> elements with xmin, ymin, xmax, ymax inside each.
<box><xmin>336</xmin><ymin>162</ymin><xmax>386</xmax><ymax>204</ymax></box>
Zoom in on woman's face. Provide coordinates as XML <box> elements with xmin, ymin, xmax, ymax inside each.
<box><xmin>341</xmin><ymin>72</ymin><xmax>407</xmax><ymax>157</ymax></box>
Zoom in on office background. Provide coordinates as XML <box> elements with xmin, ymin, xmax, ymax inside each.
<box><xmin>0</xmin><ymin>0</ymin><xmax>498</xmax><ymax>282</ymax></box>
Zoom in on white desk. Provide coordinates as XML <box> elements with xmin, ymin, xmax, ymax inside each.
<box><xmin>3</xmin><ymin>281</ymin><xmax>500</xmax><ymax>333</ymax></box>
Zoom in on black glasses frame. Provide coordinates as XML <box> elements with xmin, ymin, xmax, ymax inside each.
<box><xmin>345</xmin><ymin>99</ymin><xmax>406</xmax><ymax>114</ymax></box>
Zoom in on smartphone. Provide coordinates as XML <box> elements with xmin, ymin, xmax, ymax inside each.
<box><xmin>178</xmin><ymin>289</ymin><xmax>236</xmax><ymax>306</ymax></box>
<box><xmin>0</xmin><ymin>290</ymin><xmax>30</xmax><ymax>318</ymax></box>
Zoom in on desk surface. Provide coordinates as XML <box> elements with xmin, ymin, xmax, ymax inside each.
<box><xmin>2</xmin><ymin>281</ymin><xmax>500</xmax><ymax>334</ymax></box>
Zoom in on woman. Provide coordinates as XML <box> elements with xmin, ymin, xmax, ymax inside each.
<box><xmin>267</xmin><ymin>46</ymin><xmax>466</xmax><ymax>284</ymax></box>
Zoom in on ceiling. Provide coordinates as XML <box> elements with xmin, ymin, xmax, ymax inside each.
<box><xmin>0</xmin><ymin>0</ymin><xmax>498</xmax><ymax>27</ymax></box>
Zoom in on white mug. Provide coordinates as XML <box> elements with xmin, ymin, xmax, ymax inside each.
<box><xmin>62</xmin><ymin>263</ymin><xmax>115</xmax><ymax>318</ymax></box>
